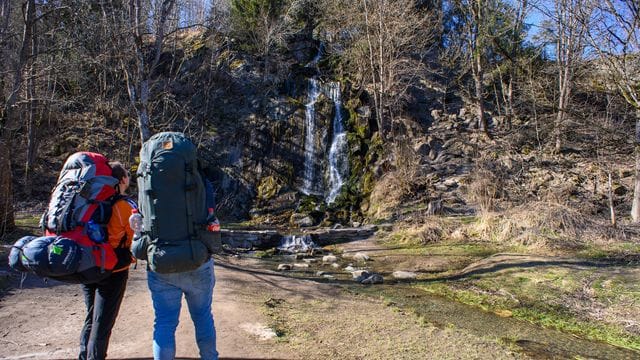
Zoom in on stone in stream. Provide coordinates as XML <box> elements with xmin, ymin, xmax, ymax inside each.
<box><xmin>277</xmin><ymin>264</ymin><xmax>292</xmax><ymax>271</ymax></box>
<box><xmin>392</xmin><ymin>271</ymin><xmax>417</xmax><ymax>280</ymax></box>
<box><xmin>352</xmin><ymin>252</ymin><xmax>370</xmax><ymax>262</ymax></box>
<box><xmin>358</xmin><ymin>273</ymin><xmax>384</xmax><ymax>285</ymax></box>
<box><xmin>293</xmin><ymin>263</ymin><xmax>310</xmax><ymax>269</ymax></box>
<box><xmin>352</xmin><ymin>270</ymin><xmax>370</xmax><ymax>279</ymax></box>
<box><xmin>344</xmin><ymin>265</ymin><xmax>356</xmax><ymax>272</ymax></box>
<box><xmin>322</xmin><ymin>255</ymin><xmax>338</xmax><ymax>264</ymax></box>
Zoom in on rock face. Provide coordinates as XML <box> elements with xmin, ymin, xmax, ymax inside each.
<box><xmin>220</xmin><ymin>226</ymin><xmax>378</xmax><ymax>250</ymax></box>
<box><xmin>221</xmin><ymin>229</ymin><xmax>281</xmax><ymax>249</ymax></box>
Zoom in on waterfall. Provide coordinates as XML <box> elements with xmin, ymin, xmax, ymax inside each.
<box><xmin>326</xmin><ymin>82</ymin><xmax>348</xmax><ymax>203</ymax></box>
<box><xmin>300</xmin><ymin>44</ymin><xmax>348</xmax><ymax>201</ymax></box>
<box><xmin>277</xmin><ymin>234</ymin><xmax>318</xmax><ymax>254</ymax></box>
<box><xmin>301</xmin><ymin>45</ymin><xmax>324</xmax><ymax>195</ymax></box>
<box><xmin>302</xmin><ymin>78</ymin><xmax>321</xmax><ymax>195</ymax></box>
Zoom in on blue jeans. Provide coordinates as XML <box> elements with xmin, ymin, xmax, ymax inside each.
<box><xmin>147</xmin><ymin>259</ymin><xmax>217</xmax><ymax>360</ymax></box>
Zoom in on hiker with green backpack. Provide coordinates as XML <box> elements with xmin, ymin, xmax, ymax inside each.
<box><xmin>131</xmin><ymin>132</ymin><xmax>221</xmax><ymax>360</ymax></box>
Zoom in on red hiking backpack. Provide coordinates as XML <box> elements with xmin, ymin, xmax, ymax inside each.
<box><xmin>9</xmin><ymin>152</ymin><xmax>121</xmax><ymax>284</ymax></box>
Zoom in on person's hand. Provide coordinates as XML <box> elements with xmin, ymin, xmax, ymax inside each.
<box><xmin>206</xmin><ymin>215</ymin><xmax>220</xmax><ymax>232</ymax></box>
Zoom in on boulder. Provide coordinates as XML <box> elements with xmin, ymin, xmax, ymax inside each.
<box><xmin>277</xmin><ymin>264</ymin><xmax>292</xmax><ymax>271</ymax></box>
<box><xmin>323</xmin><ymin>255</ymin><xmax>338</xmax><ymax>264</ymax></box>
<box><xmin>359</xmin><ymin>273</ymin><xmax>384</xmax><ymax>285</ymax></box>
<box><xmin>352</xmin><ymin>270</ymin><xmax>370</xmax><ymax>280</ymax></box>
<box><xmin>392</xmin><ymin>271</ymin><xmax>417</xmax><ymax>280</ymax></box>
<box><xmin>353</xmin><ymin>252</ymin><xmax>370</xmax><ymax>262</ymax></box>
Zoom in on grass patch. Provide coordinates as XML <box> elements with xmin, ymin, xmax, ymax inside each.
<box><xmin>414</xmin><ymin>265</ymin><xmax>640</xmax><ymax>351</ymax></box>
<box><xmin>262</xmin><ymin>297</ymin><xmax>289</xmax><ymax>340</ymax></box>
<box><xmin>513</xmin><ymin>306</ymin><xmax>640</xmax><ymax>351</ymax></box>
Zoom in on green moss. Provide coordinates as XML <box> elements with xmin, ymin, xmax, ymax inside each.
<box><xmin>513</xmin><ymin>307</ymin><xmax>640</xmax><ymax>351</ymax></box>
<box><xmin>230</xmin><ymin>59</ymin><xmax>245</xmax><ymax>70</ymax></box>
<box><xmin>415</xmin><ymin>265</ymin><xmax>640</xmax><ymax>351</ymax></box>
<box><xmin>257</xmin><ymin>176</ymin><xmax>282</xmax><ymax>201</ymax></box>
<box><xmin>14</xmin><ymin>215</ymin><xmax>41</xmax><ymax>228</ymax></box>
<box><xmin>254</xmin><ymin>248</ymin><xmax>276</xmax><ymax>258</ymax></box>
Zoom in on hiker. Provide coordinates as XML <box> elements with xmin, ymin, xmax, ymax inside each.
<box><xmin>79</xmin><ymin>161</ymin><xmax>136</xmax><ymax>360</ymax></box>
<box><xmin>133</xmin><ymin>132</ymin><xmax>220</xmax><ymax>360</ymax></box>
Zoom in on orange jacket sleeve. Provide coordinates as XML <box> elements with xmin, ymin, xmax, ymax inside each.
<box><xmin>107</xmin><ymin>198</ymin><xmax>135</xmax><ymax>250</ymax></box>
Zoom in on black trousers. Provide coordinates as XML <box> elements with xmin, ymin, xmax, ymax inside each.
<box><xmin>78</xmin><ymin>270</ymin><xmax>129</xmax><ymax>360</ymax></box>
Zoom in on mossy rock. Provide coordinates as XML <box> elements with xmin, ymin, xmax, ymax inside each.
<box><xmin>258</xmin><ymin>176</ymin><xmax>283</xmax><ymax>201</ymax></box>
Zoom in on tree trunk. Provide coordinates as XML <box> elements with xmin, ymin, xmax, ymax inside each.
<box><xmin>363</xmin><ymin>0</ymin><xmax>384</xmax><ymax>141</ymax></box>
<box><xmin>1</xmin><ymin>0</ymin><xmax>36</xmax><ymax>235</ymax></box>
<box><xmin>631</xmin><ymin>112</ymin><xmax>640</xmax><ymax>222</ymax></box>
<box><xmin>608</xmin><ymin>172</ymin><xmax>616</xmax><ymax>227</ymax></box>
<box><xmin>0</xmin><ymin>137</ymin><xmax>14</xmax><ymax>235</ymax></box>
<box><xmin>25</xmin><ymin>11</ymin><xmax>38</xmax><ymax>197</ymax></box>
<box><xmin>473</xmin><ymin>59</ymin><xmax>487</xmax><ymax>134</ymax></box>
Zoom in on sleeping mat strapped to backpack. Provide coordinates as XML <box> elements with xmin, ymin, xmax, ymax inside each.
<box><xmin>9</xmin><ymin>152</ymin><xmax>120</xmax><ymax>283</ymax></box>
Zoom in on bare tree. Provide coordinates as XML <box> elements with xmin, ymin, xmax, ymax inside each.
<box><xmin>323</xmin><ymin>0</ymin><xmax>437</xmax><ymax>141</ymax></box>
<box><xmin>586</xmin><ymin>0</ymin><xmax>640</xmax><ymax>221</ymax></box>
<box><xmin>447</xmin><ymin>0</ymin><xmax>513</xmax><ymax>136</ymax></box>
<box><xmin>0</xmin><ymin>0</ymin><xmax>37</xmax><ymax>235</ymax></box>
<box><xmin>497</xmin><ymin>0</ymin><xmax>532</xmax><ymax>127</ymax></box>
<box><xmin>125</xmin><ymin>0</ymin><xmax>176</xmax><ymax>143</ymax></box>
<box><xmin>539</xmin><ymin>0</ymin><xmax>590</xmax><ymax>153</ymax></box>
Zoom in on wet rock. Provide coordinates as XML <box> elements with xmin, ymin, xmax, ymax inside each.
<box><xmin>303</xmin><ymin>258</ymin><xmax>318</xmax><ymax>264</ymax></box>
<box><xmin>315</xmin><ymin>271</ymin><xmax>326</xmax><ymax>276</ymax></box>
<box><xmin>330</xmin><ymin>263</ymin><xmax>340</xmax><ymax>269</ymax></box>
<box><xmin>277</xmin><ymin>264</ymin><xmax>292</xmax><ymax>271</ymax></box>
<box><xmin>344</xmin><ymin>265</ymin><xmax>356</xmax><ymax>272</ymax></box>
<box><xmin>353</xmin><ymin>270</ymin><xmax>370</xmax><ymax>279</ymax></box>
<box><xmin>359</xmin><ymin>273</ymin><xmax>384</xmax><ymax>285</ymax></box>
<box><xmin>292</xmin><ymin>215</ymin><xmax>314</xmax><ymax>227</ymax></box>
<box><xmin>323</xmin><ymin>274</ymin><xmax>336</xmax><ymax>279</ymax></box>
<box><xmin>392</xmin><ymin>271</ymin><xmax>417</xmax><ymax>280</ymax></box>
<box><xmin>323</xmin><ymin>255</ymin><xmax>338</xmax><ymax>264</ymax></box>
<box><xmin>293</xmin><ymin>263</ymin><xmax>310</xmax><ymax>269</ymax></box>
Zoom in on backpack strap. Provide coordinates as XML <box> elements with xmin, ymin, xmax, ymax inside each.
<box><xmin>112</xmin><ymin>195</ymin><xmax>137</xmax><ymax>249</ymax></box>
<box><xmin>184</xmin><ymin>160</ymin><xmax>198</xmax><ymax>260</ymax></box>
<box><xmin>139</xmin><ymin>161</ymin><xmax>157</xmax><ymax>241</ymax></box>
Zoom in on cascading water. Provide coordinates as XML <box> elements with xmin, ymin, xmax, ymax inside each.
<box><xmin>326</xmin><ymin>82</ymin><xmax>348</xmax><ymax>203</ymax></box>
<box><xmin>302</xmin><ymin>78</ymin><xmax>321</xmax><ymax>195</ymax></box>
<box><xmin>301</xmin><ymin>45</ymin><xmax>324</xmax><ymax>195</ymax></box>
<box><xmin>277</xmin><ymin>234</ymin><xmax>318</xmax><ymax>254</ymax></box>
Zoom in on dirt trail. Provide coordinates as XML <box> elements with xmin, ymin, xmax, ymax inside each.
<box><xmin>0</xmin><ymin>254</ymin><xmax>308</xmax><ymax>359</ymax></box>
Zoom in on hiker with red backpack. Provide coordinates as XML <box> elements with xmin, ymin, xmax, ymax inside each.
<box><xmin>9</xmin><ymin>153</ymin><xmax>138</xmax><ymax>360</ymax></box>
<box><xmin>79</xmin><ymin>161</ymin><xmax>137</xmax><ymax>360</ymax></box>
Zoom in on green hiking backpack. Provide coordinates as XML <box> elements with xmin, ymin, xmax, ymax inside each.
<box><xmin>133</xmin><ymin>132</ymin><xmax>218</xmax><ymax>273</ymax></box>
